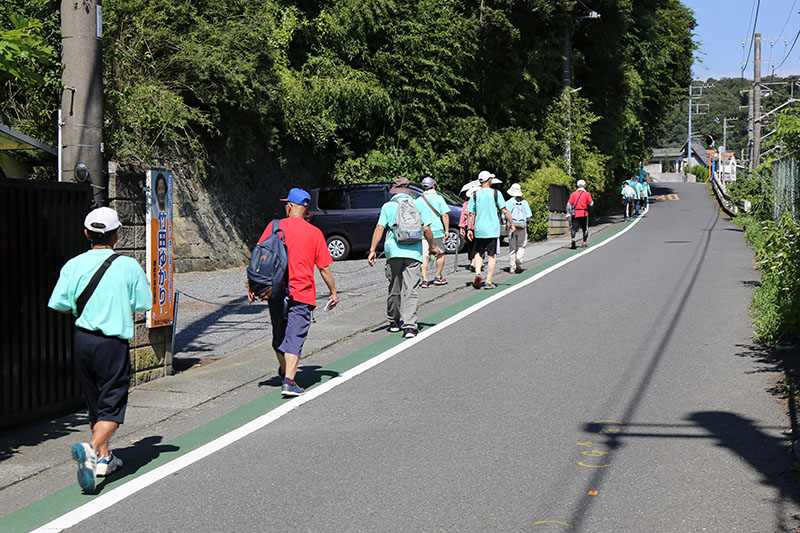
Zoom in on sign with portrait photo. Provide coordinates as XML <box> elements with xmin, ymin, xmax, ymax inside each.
<box><xmin>146</xmin><ymin>170</ymin><xmax>174</xmax><ymax>327</ymax></box>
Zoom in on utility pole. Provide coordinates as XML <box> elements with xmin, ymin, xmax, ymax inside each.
<box><xmin>561</xmin><ymin>5</ymin><xmax>600</xmax><ymax>177</ymax></box>
<box><xmin>60</xmin><ymin>0</ymin><xmax>105</xmax><ymax>208</ymax></box>
<box><xmin>686</xmin><ymin>83</ymin><xmax>712</xmax><ymax>173</ymax></box>
<box><xmin>752</xmin><ymin>33</ymin><xmax>762</xmax><ymax>173</ymax></box>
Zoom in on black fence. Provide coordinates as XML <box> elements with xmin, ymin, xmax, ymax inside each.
<box><xmin>549</xmin><ymin>184</ymin><xmax>569</xmax><ymax>212</ymax></box>
<box><xmin>1</xmin><ymin>178</ymin><xmax>92</xmax><ymax>431</ymax></box>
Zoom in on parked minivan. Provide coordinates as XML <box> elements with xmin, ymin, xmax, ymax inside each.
<box><xmin>308</xmin><ymin>183</ymin><xmax>465</xmax><ymax>261</ymax></box>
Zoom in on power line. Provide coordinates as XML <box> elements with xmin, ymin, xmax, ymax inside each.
<box><xmin>778</xmin><ymin>0</ymin><xmax>798</xmax><ymax>38</ymax></box>
<box><xmin>741</xmin><ymin>0</ymin><xmax>761</xmax><ymax>76</ymax></box>
<box><xmin>775</xmin><ymin>27</ymin><xmax>800</xmax><ymax>71</ymax></box>
<box><xmin>775</xmin><ymin>1</ymin><xmax>799</xmax><ymax>75</ymax></box>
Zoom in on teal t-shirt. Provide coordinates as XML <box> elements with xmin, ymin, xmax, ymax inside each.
<box><xmin>377</xmin><ymin>194</ymin><xmax>428</xmax><ymax>262</ymax></box>
<box><xmin>634</xmin><ymin>181</ymin><xmax>645</xmax><ymax>198</ymax></box>
<box><xmin>504</xmin><ymin>198</ymin><xmax>532</xmax><ymax>222</ymax></box>
<box><xmin>413</xmin><ymin>191</ymin><xmax>449</xmax><ymax>238</ymax></box>
<box><xmin>48</xmin><ymin>249</ymin><xmax>153</xmax><ymax>339</ymax></box>
<box><xmin>467</xmin><ymin>187</ymin><xmax>506</xmax><ymax>238</ymax></box>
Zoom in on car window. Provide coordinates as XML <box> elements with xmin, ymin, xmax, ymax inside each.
<box><xmin>318</xmin><ymin>190</ymin><xmax>346</xmax><ymax>210</ymax></box>
<box><xmin>348</xmin><ymin>188</ymin><xmax>387</xmax><ymax>209</ymax></box>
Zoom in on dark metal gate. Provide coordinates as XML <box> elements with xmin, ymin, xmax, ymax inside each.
<box><xmin>1</xmin><ymin>178</ymin><xmax>92</xmax><ymax>431</ymax></box>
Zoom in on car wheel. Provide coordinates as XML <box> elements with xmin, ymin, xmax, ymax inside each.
<box><xmin>326</xmin><ymin>235</ymin><xmax>351</xmax><ymax>261</ymax></box>
<box><xmin>445</xmin><ymin>229</ymin><xmax>462</xmax><ymax>254</ymax></box>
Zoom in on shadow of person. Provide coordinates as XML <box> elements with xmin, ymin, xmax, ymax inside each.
<box><xmin>257</xmin><ymin>365</ymin><xmax>339</xmax><ymax>388</ymax></box>
<box><xmin>688</xmin><ymin>411</ymin><xmax>800</xmax><ymax>507</ymax></box>
<box><xmin>94</xmin><ymin>436</ymin><xmax>180</xmax><ymax>493</ymax></box>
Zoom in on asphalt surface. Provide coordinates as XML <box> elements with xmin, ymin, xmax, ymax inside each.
<box><xmin>3</xmin><ymin>184</ymin><xmax>799</xmax><ymax>532</ymax></box>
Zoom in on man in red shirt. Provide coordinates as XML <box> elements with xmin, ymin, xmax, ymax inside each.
<box><xmin>257</xmin><ymin>188</ymin><xmax>338</xmax><ymax>397</ymax></box>
<box><xmin>567</xmin><ymin>179</ymin><xmax>594</xmax><ymax>249</ymax></box>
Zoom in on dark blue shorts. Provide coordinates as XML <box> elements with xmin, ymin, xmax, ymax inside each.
<box><xmin>268</xmin><ymin>297</ymin><xmax>313</xmax><ymax>356</ymax></box>
<box><xmin>74</xmin><ymin>328</ymin><xmax>131</xmax><ymax>424</ymax></box>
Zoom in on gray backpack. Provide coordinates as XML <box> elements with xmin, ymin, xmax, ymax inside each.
<box><xmin>391</xmin><ymin>197</ymin><xmax>424</xmax><ymax>243</ymax></box>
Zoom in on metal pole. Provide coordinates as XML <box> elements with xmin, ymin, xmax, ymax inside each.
<box><xmin>687</xmin><ymin>95</ymin><xmax>692</xmax><ymax>173</ymax></box>
<box><xmin>562</xmin><ymin>21</ymin><xmax>572</xmax><ymax>177</ymax></box>
<box><xmin>60</xmin><ymin>0</ymin><xmax>105</xmax><ymax>207</ymax></box>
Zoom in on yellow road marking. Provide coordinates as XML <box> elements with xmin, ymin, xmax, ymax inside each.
<box><xmin>578</xmin><ymin>461</ymin><xmax>611</xmax><ymax>468</ymax></box>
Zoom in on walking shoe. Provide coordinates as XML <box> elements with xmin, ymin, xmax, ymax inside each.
<box><xmin>515</xmin><ymin>260</ymin><xmax>522</xmax><ymax>272</ymax></box>
<box><xmin>433</xmin><ymin>276</ymin><xmax>447</xmax><ymax>285</ymax></box>
<box><xmin>420</xmin><ymin>280</ymin><xmax>430</xmax><ymax>289</ymax></box>
<box><xmin>388</xmin><ymin>322</ymin><xmax>401</xmax><ymax>333</ymax></box>
<box><xmin>581</xmin><ymin>242</ymin><xmax>588</xmax><ymax>248</ymax></box>
<box><xmin>570</xmin><ymin>239</ymin><xmax>576</xmax><ymax>249</ymax></box>
<box><xmin>472</xmin><ymin>275</ymin><xmax>482</xmax><ymax>289</ymax></box>
<box><xmin>71</xmin><ymin>442</ymin><xmax>97</xmax><ymax>493</ymax></box>
<box><xmin>402</xmin><ymin>328</ymin><xmax>418</xmax><ymax>339</ymax></box>
<box><xmin>96</xmin><ymin>453</ymin><xmax>123</xmax><ymax>477</ymax></box>
<box><xmin>484</xmin><ymin>282</ymin><xmax>498</xmax><ymax>290</ymax></box>
<box><xmin>281</xmin><ymin>378</ymin><xmax>304</xmax><ymax>398</ymax></box>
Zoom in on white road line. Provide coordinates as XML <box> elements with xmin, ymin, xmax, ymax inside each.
<box><xmin>34</xmin><ymin>215</ymin><xmax>643</xmax><ymax>532</ymax></box>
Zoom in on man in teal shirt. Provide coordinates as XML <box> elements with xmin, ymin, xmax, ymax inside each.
<box><xmin>633</xmin><ymin>178</ymin><xmax>644</xmax><ymax>216</ymax></box>
<box><xmin>466</xmin><ymin>170</ymin><xmax>514</xmax><ymax>289</ymax></box>
<box><xmin>414</xmin><ymin>176</ymin><xmax>450</xmax><ymax>287</ymax></box>
<box><xmin>368</xmin><ymin>177</ymin><xmax>442</xmax><ymax>338</ymax></box>
<box><xmin>49</xmin><ymin>207</ymin><xmax>152</xmax><ymax>493</ymax></box>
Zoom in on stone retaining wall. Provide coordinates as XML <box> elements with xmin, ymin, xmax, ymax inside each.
<box><xmin>108</xmin><ymin>162</ymin><xmax>173</xmax><ymax>384</ymax></box>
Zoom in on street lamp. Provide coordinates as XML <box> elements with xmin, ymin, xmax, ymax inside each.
<box><xmin>562</xmin><ymin>4</ymin><xmax>600</xmax><ymax>177</ymax></box>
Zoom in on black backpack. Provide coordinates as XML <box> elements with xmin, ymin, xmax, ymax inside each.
<box><xmin>247</xmin><ymin>219</ymin><xmax>288</xmax><ymax>301</ymax></box>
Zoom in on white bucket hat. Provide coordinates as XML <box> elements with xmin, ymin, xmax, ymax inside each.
<box><xmin>507</xmin><ymin>183</ymin><xmax>523</xmax><ymax>197</ymax></box>
<box><xmin>466</xmin><ymin>186</ymin><xmax>479</xmax><ymax>198</ymax></box>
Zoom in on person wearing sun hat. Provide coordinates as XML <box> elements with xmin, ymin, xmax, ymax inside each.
<box><xmin>459</xmin><ymin>185</ymin><xmax>479</xmax><ymax>270</ymax></box>
<box><xmin>255</xmin><ymin>187</ymin><xmax>339</xmax><ymax>399</ymax></box>
<box><xmin>466</xmin><ymin>170</ymin><xmax>515</xmax><ymax>289</ymax></box>
<box><xmin>504</xmin><ymin>183</ymin><xmax>532</xmax><ymax>273</ymax></box>
<box><xmin>368</xmin><ymin>177</ymin><xmax>442</xmax><ymax>338</ymax></box>
<box><xmin>48</xmin><ymin>207</ymin><xmax>152</xmax><ymax>493</ymax></box>
<box><xmin>414</xmin><ymin>176</ymin><xmax>450</xmax><ymax>287</ymax></box>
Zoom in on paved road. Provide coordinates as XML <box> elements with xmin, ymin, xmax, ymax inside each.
<box><xmin>9</xmin><ymin>183</ymin><xmax>800</xmax><ymax>532</ymax></box>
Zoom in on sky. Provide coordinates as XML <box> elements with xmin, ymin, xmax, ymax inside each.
<box><xmin>684</xmin><ymin>0</ymin><xmax>800</xmax><ymax>81</ymax></box>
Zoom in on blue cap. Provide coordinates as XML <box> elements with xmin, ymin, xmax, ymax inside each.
<box><xmin>280</xmin><ymin>188</ymin><xmax>311</xmax><ymax>206</ymax></box>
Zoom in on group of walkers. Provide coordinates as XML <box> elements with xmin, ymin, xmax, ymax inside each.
<box><xmin>621</xmin><ymin>171</ymin><xmax>651</xmax><ymax>220</ymax></box>
<box><xmin>49</xmin><ymin>170</ymin><xmax>591</xmax><ymax>494</ymax></box>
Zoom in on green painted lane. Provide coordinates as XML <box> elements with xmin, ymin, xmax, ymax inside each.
<box><xmin>0</xmin><ymin>222</ymin><xmax>626</xmax><ymax>533</ymax></box>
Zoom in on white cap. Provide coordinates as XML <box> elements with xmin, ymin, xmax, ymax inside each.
<box><xmin>577</xmin><ymin>179</ymin><xmax>586</xmax><ymax>188</ymax></box>
<box><xmin>478</xmin><ymin>170</ymin><xmax>495</xmax><ymax>183</ymax></box>
<box><xmin>421</xmin><ymin>176</ymin><xmax>436</xmax><ymax>189</ymax></box>
<box><xmin>84</xmin><ymin>207</ymin><xmax>121</xmax><ymax>234</ymax></box>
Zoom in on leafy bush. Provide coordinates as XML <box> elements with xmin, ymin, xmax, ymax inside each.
<box><xmin>739</xmin><ymin>213</ymin><xmax>800</xmax><ymax>344</ymax></box>
<box><xmin>520</xmin><ymin>164</ymin><xmax>571</xmax><ymax>241</ymax></box>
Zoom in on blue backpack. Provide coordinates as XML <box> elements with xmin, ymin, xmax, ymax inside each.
<box><xmin>247</xmin><ymin>219</ymin><xmax>288</xmax><ymax>301</ymax></box>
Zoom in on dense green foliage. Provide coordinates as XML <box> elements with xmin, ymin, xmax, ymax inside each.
<box><xmin>0</xmin><ymin>0</ymin><xmax>58</xmax><ymax>142</ymax></box>
<box><xmin>729</xmin><ymin>97</ymin><xmax>800</xmax><ymax>344</ymax></box>
<box><xmin>737</xmin><ymin>213</ymin><xmax>800</xmax><ymax>344</ymax></box>
<box><xmin>3</xmin><ymin>0</ymin><xmax>694</xmax><ymax>215</ymax></box>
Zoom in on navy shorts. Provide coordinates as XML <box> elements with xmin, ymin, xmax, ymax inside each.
<box><xmin>74</xmin><ymin>328</ymin><xmax>131</xmax><ymax>424</ymax></box>
<box><xmin>473</xmin><ymin>237</ymin><xmax>498</xmax><ymax>257</ymax></box>
<box><xmin>268</xmin><ymin>297</ymin><xmax>313</xmax><ymax>356</ymax></box>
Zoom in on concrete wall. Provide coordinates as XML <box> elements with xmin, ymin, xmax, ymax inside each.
<box><xmin>107</xmin><ymin>163</ymin><xmax>173</xmax><ymax>384</ymax></box>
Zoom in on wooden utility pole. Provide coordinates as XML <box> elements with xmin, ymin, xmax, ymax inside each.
<box><xmin>60</xmin><ymin>0</ymin><xmax>105</xmax><ymax>207</ymax></box>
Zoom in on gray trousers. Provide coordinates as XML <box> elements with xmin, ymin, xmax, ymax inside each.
<box><xmin>385</xmin><ymin>257</ymin><xmax>421</xmax><ymax>329</ymax></box>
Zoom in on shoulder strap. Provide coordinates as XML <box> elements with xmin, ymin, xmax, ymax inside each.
<box><xmin>76</xmin><ymin>253</ymin><xmax>121</xmax><ymax>319</ymax></box>
<box><xmin>421</xmin><ymin>194</ymin><xmax>442</xmax><ymax>218</ymax></box>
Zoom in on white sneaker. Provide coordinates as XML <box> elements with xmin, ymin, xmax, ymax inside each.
<box><xmin>96</xmin><ymin>453</ymin><xmax>123</xmax><ymax>476</ymax></box>
<box><xmin>71</xmin><ymin>442</ymin><xmax>97</xmax><ymax>492</ymax></box>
